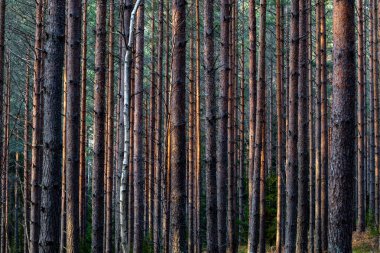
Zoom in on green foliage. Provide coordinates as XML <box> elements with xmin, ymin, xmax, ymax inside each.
<box><xmin>264</xmin><ymin>172</ymin><xmax>278</xmax><ymax>246</ymax></box>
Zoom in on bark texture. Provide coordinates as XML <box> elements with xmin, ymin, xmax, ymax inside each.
<box><xmin>328</xmin><ymin>0</ymin><xmax>355</xmax><ymax>251</ymax></box>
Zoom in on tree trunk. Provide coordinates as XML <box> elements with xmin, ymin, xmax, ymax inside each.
<box><xmin>23</xmin><ymin>52</ymin><xmax>31</xmax><ymax>253</ymax></box>
<box><xmin>1</xmin><ymin>54</ymin><xmax>10</xmax><ymax>253</ymax></box>
<box><xmin>249</xmin><ymin>0</ymin><xmax>266</xmax><ymax>250</ymax></box>
<box><xmin>275</xmin><ymin>0</ymin><xmax>283</xmax><ymax>251</ymax></box>
<box><xmin>296</xmin><ymin>0</ymin><xmax>309</xmax><ymax>250</ymax></box>
<box><xmin>148</xmin><ymin>0</ymin><xmax>156</xmax><ymax>238</ymax></box>
<box><xmin>195</xmin><ymin>0</ymin><xmax>201</xmax><ymax>250</ymax></box>
<box><xmin>30</xmin><ymin>1</ymin><xmax>44</xmax><ymax>251</ymax></box>
<box><xmin>0</xmin><ymin>0</ymin><xmax>4</xmax><ymax>248</ymax></box>
<box><xmin>314</xmin><ymin>0</ymin><xmax>322</xmax><ymax>249</ymax></box>
<box><xmin>328</xmin><ymin>0</ymin><xmax>355</xmax><ymax>250</ymax></box>
<box><xmin>204</xmin><ymin>0</ymin><xmax>218</xmax><ymax>251</ymax></box>
<box><xmin>307</xmin><ymin>0</ymin><xmax>315</xmax><ymax>250</ymax></box>
<box><xmin>170</xmin><ymin>0</ymin><xmax>187</xmax><ymax>250</ymax></box>
<box><xmin>91</xmin><ymin>0</ymin><xmax>107</xmax><ymax>251</ymax></box>
<box><xmin>217</xmin><ymin>0</ymin><xmax>229</xmax><ymax>250</ymax></box>
<box><xmin>320</xmin><ymin>1</ymin><xmax>328</xmax><ymax>250</ymax></box>
<box><xmin>227</xmin><ymin>1</ymin><xmax>237</xmax><ymax>251</ymax></box>
<box><xmin>79</xmin><ymin>0</ymin><xmax>87</xmax><ymax>240</ymax></box>
<box><xmin>105</xmin><ymin>0</ymin><xmax>115</xmax><ymax>251</ymax></box>
<box><xmin>357</xmin><ymin>0</ymin><xmax>365</xmax><ymax>232</ymax></box>
<box><xmin>153</xmin><ymin>0</ymin><xmax>164</xmax><ymax>250</ymax></box>
<box><xmin>119</xmin><ymin>0</ymin><xmax>133</xmax><ymax>251</ymax></box>
<box><xmin>65</xmin><ymin>0</ymin><xmax>82</xmax><ymax>250</ymax></box>
<box><xmin>188</xmin><ymin>15</ymin><xmax>195</xmax><ymax>253</ymax></box>
<box><xmin>247</xmin><ymin>0</ymin><xmax>257</xmax><ymax>248</ymax></box>
<box><xmin>285</xmin><ymin>0</ymin><xmax>299</xmax><ymax>250</ymax></box>
<box><xmin>132</xmin><ymin>2</ymin><xmax>145</xmax><ymax>251</ymax></box>
<box><xmin>39</xmin><ymin>0</ymin><xmax>65</xmax><ymax>250</ymax></box>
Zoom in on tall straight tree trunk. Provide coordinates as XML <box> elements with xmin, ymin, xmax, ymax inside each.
<box><xmin>369</xmin><ymin>0</ymin><xmax>375</xmax><ymax>216</ymax></box>
<box><xmin>247</xmin><ymin>0</ymin><xmax>257</xmax><ymax>249</ymax></box>
<box><xmin>258</xmin><ymin>3</ymin><xmax>267</xmax><ymax>253</ymax></box>
<box><xmin>227</xmin><ymin>1</ymin><xmax>237</xmax><ymax>251</ymax></box>
<box><xmin>204</xmin><ymin>0</ymin><xmax>218</xmax><ymax>251</ymax></box>
<box><xmin>92</xmin><ymin>0</ymin><xmax>107</xmax><ymax>251</ymax></box>
<box><xmin>105</xmin><ymin>0</ymin><xmax>115</xmax><ymax>251</ymax></box>
<box><xmin>148</xmin><ymin>0</ymin><xmax>156</xmax><ymax>237</ymax></box>
<box><xmin>307</xmin><ymin>0</ymin><xmax>315</xmax><ymax>250</ymax></box>
<box><xmin>328</xmin><ymin>0</ymin><xmax>355</xmax><ymax>250</ymax></box>
<box><xmin>170</xmin><ymin>0</ymin><xmax>187</xmax><ymax>250</ymax></box>
<box><xmin>249</xmin><ymin>0</ymin><xmax>266</xmax><ymax>250</ymax></box>
<box><xmin>23</xmin><ymin>52</ymin><xmax>31</xmax><ymax>253</ymax></box>
<box><xmin>217</xmin><ymin>0</ymin><xmax>229</xmax><ymax>250</ymax></box>
<box><xmin>314</xmin><ymin>0</ymin><xmax>322</xmax><ymax>249</ymax></box>
<box><xmin>79</xmin><ymin>0</ymin><xmax>87</xmax><ymax>240</ymax></box>
<box><xmin>0</xmin><ymin>0</ymin><xmax>4</xmax><ymax>248</ymax></box>
<box><xmin>259</xmin><ymin>127</ymin><xmax>266</xmax><ymax>253</ymax></box>
<box><xmin>275</xmin><ymin>0</ymin><xmax>283</xmax><ymax>251</ymax></box>
<box><xmin>162</xmin><ymin>0</ymin><xmax>171</xmax><ymax>249</ymax></box>
<box><xmin>372</xmin><ymin>0</ymin><xmax>379</xmax><ymax>226</ymax></box>
<box><xmin>153</xmin><ymin>0</ymin><xmax>164</xmax><ymax>251</ymax></box>
<box><xmin>296</xmin><ymin>0</ymin><xmax>309</xmax><ymax>250</ymax></box>
<box><xmin>285</xmin><ymin>0</ymin><xmax>299</xmax><ymax>250</ymax></box>
<box><xmin>30</xmin><ymin>1</ymin><xmax>44</xmax><ymax>252</ymax></box>
<box><xmin>1</xmin><ymin>54</ymin><xmax>10</xmax><ymax>253</ymax></box>
<box><xmin>133</xmin><ymin>2</ymin><xmax>145</xmax><ymax>251</ymax></box>
<box><xmin>119</xmin><ymin>0</ymin><xmax>133</xmax><ymax>251</ymax></box>
<box><xmin>188</xmin><ymin>15</ymin><xmax>195</xmax><ymax>253</ymax></box>
<box><xmin>195</xmin><ymin>0</ymin><xmax>201</xmax><ymax>250</ymax></box>
<box><xmin>60</xmin><ymin>11</ymin><xmax>68</xmax><ymax>252</ymax></box>
<box><xmin>39</xmin><ymin>0</ymin><xmax>65</xmax><ymax>250</ymax></box>
<box><xmin>357</xmin><ymin>0</ymin><xmax>365</xmax><ymax>232</ymax></box>
<box><xmin>320</xmin><ymin>1</ymin><xmax>328</xmax><ymax>250</ymax></box>
<box><xmin>65</xmin><ymin>0</ymin><xmax>82</xmax><ymax>250</ymax></box>
<box><xmin>238</xmin><ymin>1</ymin><xmax>245</xmax><ymax>242</ymax></box>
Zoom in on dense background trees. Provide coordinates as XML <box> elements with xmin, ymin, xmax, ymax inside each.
<box><xmin>0</xmin><ymin>0</ymin><xmax>368</xmax><ymax>252</ymax></box>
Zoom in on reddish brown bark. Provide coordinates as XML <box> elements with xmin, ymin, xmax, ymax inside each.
<box><xmin>170</xmin><ymin>0</ymin><xmax>187</xmax><ymax>250</ymax></box>
<box><xmin>328</xmin><ymin>0</ymin><xmax>355</xmax><ymax>250</ymax></box>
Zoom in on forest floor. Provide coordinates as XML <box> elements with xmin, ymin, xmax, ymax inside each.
<box><xmin>237</xmin><ymin>232</ymin><xmax>380</xmax><ymax>252</ymax></box>
<box><xmin>352</xmin><ymin>231</ymin><xmax>379</xmax><ymax>252</ymax></box>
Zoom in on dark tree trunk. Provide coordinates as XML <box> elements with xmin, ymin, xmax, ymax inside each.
<box><xmin>170</xmin><ymin>0</ymin><xmax>187</xmax><ymax>250</ymax></box>
<box><xmin>23</xmin><ymin>52</ymin><xmax>31</xmax><ymax>253</ymax></box>
<box><xmin>153</xmin><ymin>0</ymin><xmax>164</xmax><ymax>251</ymax></box>
<box><xmin>217</xmin><ymin>0</ymin><xmax>229</xmax><ymax>250</ymax></box>
<box><xmin>105</xmin><ymin>0</ymin><xmax>115</xmax><ymax>251</ymax></box>
<box><xmin>79</xmin><ymin>0</ymin><xmax>87</xmax><ymax>240</ymax></box>
<box><xmin>133</xmin><ymin>2</ymin><xmax>145</xmax><ymax>251</ymax></box>
<box><xmin>65</xmin><ymin>0</ymin><xmax>82</xmax><ymax>251</ymax></box>
<box><xmin>39</xmin><ymin>0</ymin><xmax>65</xmax><ymax>251</ymax></box>
<box><xmin>357</xmin><ymin>0</ymin><xmax>366</xmax><ymax>232</ymax></box>
<box><xmin>91</xmin><ymin>0</ymin><xmax>107</xmax><ymax>251</ymax></box>
<box><xmin>247</xmin><ymin>0</ymin><xmax>257</xmax><ymax>249</ymax></box>
<box><xmin>296</xmin><ymin>0</ymin><xmax>309</xmax><ymax>250</ymax></box>
<box><xmin>275</xmin><ymin>0</ymin><xmax>283</xmax><ymax>251</ymax></box>
<box><xmin>204</xmin><ymin>0</ymin><xmax>218</xmax><ymax>251</ymax></box>
<box><xmin>285</xmin><ymin>0</ymin><xmax>299</xmax><ymax>250</ymax></box>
